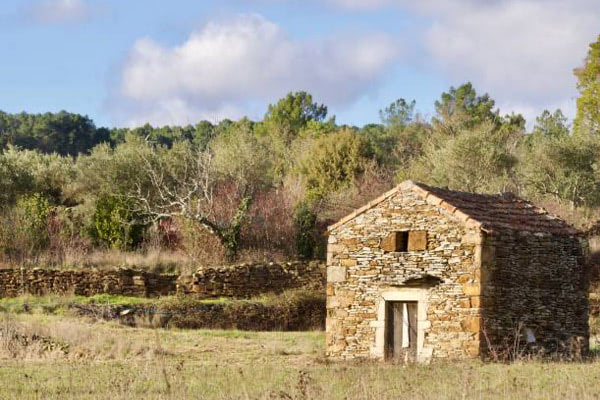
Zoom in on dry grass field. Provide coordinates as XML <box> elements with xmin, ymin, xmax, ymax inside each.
<box><xmin>1</xmin><ymin>309</ymin><xmax>600</xmax><ymax>400</ymax></box>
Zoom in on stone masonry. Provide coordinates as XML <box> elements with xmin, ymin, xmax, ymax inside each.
<box><xmin>326</xmin><ymin>180</ymin><xmax>589</xmax><ymax>361</ymax></box>
<box><xmin>0</xmin><ymin>268</ymin><xmax>177</xmax><ymax>298</ymax></box>
<box><xmin>177</xmin><ymin>261</ymin><xmax>325</xmax><ymax>299</ymax></box>
<box><xmin>0</xmin><ymin>261</ymin><xmax>325</xmax><ymax>300</ymax></box>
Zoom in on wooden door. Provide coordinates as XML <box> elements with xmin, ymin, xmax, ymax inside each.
<box><xmin>385</xmin><ymin>301</ymin><xmax>418</xmax><ymax>361</ymax></box>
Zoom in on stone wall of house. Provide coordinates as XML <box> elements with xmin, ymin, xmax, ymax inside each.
<box><xmin>0</xmin><ymin>261</ymin><xmax>326</xmax><ymax>299</ymax></box>
<box><xmin>481</xmin><ymin>232</ymin><xmax>589</xmax><ymax>355</ymax></box>
<box><xmin>0</xmin><ymin>268</ymin><xmax>178</xmax><ymax>298</ymax></box>
<box><xmin>177</xmin><ymin>261</ymin><xmax>326</xmax><ymax>298</ymax></box>
<box><xmin>326</xmin><ymin>189</ymin><xmax>482</xmax><ymax>360</ymax></box>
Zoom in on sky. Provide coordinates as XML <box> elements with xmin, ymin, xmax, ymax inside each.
<box><xmin>0</xmin><ymin>0</ymin><xmax>598</xmax><ymax>129</ymax></box>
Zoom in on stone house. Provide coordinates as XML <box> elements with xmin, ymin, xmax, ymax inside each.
<box><xmin>326</xmin><ymin>180</ymin><xmax>589</xmax><ymax>362</ymax></box>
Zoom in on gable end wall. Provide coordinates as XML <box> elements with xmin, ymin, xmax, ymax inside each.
<box><xmin>326</xmin><ymin>189</ymin><xmax>482</xmax><ymax>360</ymax></box>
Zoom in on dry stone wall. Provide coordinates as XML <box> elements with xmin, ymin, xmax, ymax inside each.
<box><xmin>177</xmin><ymin>261</ymin><xmax>326</xmax><ymax>298</ymax></box>
<box><xmin>326</xmin><ymin>190</ymin><xmax>481</xmax><ymax>360</ymax></box>
<box><xmin>0</xmin><ymin>261</ymin><xmax>325</xmax><ymax>299</ymax></box>
<box><xmin>0</xmin><ymin>268</ymin><xmax>177</xmax><ymax>298</ymax></box>
<box><xmin>481</xmin><ymin>232</ymin><xmax>589</xmax><ymax>355</ymax></box>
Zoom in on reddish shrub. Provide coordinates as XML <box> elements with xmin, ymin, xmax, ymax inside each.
<box><xmin>241</xmin><ymin>188</ymin><xmax>297</xmax><ymax>256</ymax></box>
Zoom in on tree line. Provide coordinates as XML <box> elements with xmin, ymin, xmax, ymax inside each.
<box><xmin>1</xmin><ymin>35</ymin><xmax>599</xmax><ymax>266</ymax></box>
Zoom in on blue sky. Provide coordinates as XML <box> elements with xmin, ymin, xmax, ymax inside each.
<box><xmin>0</xmin><ymin>0</ymin><xmax>598</xmax><ymax>128</ymax></box>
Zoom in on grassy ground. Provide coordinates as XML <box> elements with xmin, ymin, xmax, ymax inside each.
<box><xmin>0</xmin><ymin>292</ymin><xmax>320</xmax><ymax>313</ymax></box>
<box><xmin>1</xmin><ymin>313</ymin><xmax>600</xmax><ymax>400</ymax></box>
<box><xmin>0</xmin><ymin>294</ymin><xmax>229</xmax><ymax>314</ymax></box>
<box><xmin>0</xmin><ymin>292</ymin><xmax>325</xmax><ymax>331</ymax></box>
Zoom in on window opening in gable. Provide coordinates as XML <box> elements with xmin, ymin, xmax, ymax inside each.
<box><xmin>382</xmin><ymin>231</ymin><xmax>427</xmax><ymax>252</ymax></box>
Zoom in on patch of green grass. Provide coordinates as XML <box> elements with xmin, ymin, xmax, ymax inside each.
<box><xmin>77</xmin><ymin>294</ymin><xmax>154</xmax><ymax>306</ymax></box>
<box><xmin>0</xmin><ymin>288</ymin><xmax>324</xmax><ymax>315</ymax></box>
<box><xmin>0</xmin><ymin>294</ymin><xmax>251</xmax><ymax>317</ymax></box>
<box><xmin>155</xmin><ymin>295</ymin><xmax>232</xmax><ymax>308</ymax></box>
<box><xmin>0</xmin><ymin>295</ymin><xmax>71</xmax><ymax>314</ymax></box>
<box><xmin>0</xmin><ymin>294</ymin><xmax>155</xmax><ymax>315</ymax></box>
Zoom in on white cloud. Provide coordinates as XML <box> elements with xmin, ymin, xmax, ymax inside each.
<box><xmin>326</xmin><ymin>0</ymin><xmax>599</xmax><ymax>121</ymax></box>
<box><xmin>26</xmin><ymin>0</ymin><xmax>91</xmax><ymax>25</ymax></box>
<box><xmin>326</xmin><ymin>0</ymin><xmax>393</xmax><ymax>9</ymax></box>
<box><xmin>112</xmin><ymin>14</ymin><xmax>400</xmax><ymax>126</ymax></box>
<box><xmin>417</xmin><ymin>0</ymin><xmax>598</xmax><ymax>118</ymax></box>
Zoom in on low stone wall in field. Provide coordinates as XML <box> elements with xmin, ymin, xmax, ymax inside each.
<box><xmin>0</xmin><ymin>261</ymin><xmax>326</xmax><ymax>299</ymax></box>
<box><xmin>0</xmin><ymin>268</ymin><xmax>177</xmax><ymax>298</ymax></box>
<box><xmin>177</xmin><ymin>261</ymin><xmax>326</xmax><ymax>299</ymax></box>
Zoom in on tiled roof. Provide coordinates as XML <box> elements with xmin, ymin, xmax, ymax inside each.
<box><xmin>328</xmin><ymin>180</ymin><xmax>582</xmax><ymax>236</ymax></box>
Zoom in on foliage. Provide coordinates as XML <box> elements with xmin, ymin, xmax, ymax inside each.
<box><xmin>0</xmin><ymin>111</ymin><xmax>108</xmax><ymax>155</ymax></box>
<box><xmin>211</xmin><ymin>118</ymin><xmax>274</xmax><ymax>196</ymax></box>
<box><xmin>90</xmin><ymin>195</ymin><xmax>145</xmax><ymax>250</ymax></box>
<box><xmin>532</xmin><ymin>109</ymin><xmax>570</xmax><ymax>139</ymax></box>
<box><xmin>402</xmin><ymin>122</ymin><xmax>519</xmax><ymax>193</ymax></box>
<box><xmin>220</xmin><ymin>197</ymin><xmax>252</xmax><ymax>260</ymax></box>
<box><xmin>518</xmin><ymin>135</ymin><xmax>600</xmax><ymax>207</ymax></box>
<box><xmin>19</xmin><ymin>193</ymin><xmax>52</xmax><ymax>240</ymax></box>
<box><xmin>298</xmin><ymin>128</ymin><xmax>374</xmax><ymax>201</ymax></box>
<box><xmin>4</xmin><ymin>58</ymin><xmax>600</xmax><ymax>264</ymax></box>
<box><xmin>433</xmin><ymin>82</ymin><xmax>500</xmax><ymax>133</ymax></box>
<box><xmin>257</xmin><ymin>92</ymin><xmax>332</xmax><ymax>181</ymax></box>
<box><xmin>240</xmin><ymin>186</ymin><xmax>298</xmax><ymax>257</ymax></box>
<box><xmin>0</xmin><ymin>194</ymin><xmax>52</xmax><ymax>263</ymax></box>
<box><xmin>74</xmin><ymin>136</ymin><xmax>155</xmax><ymax>200</ymax></box>
<box><xmin>574</xmin><ymin>34</ymin><xmax>600</xmax><ymax>137</ymax></box>
<box><xmin>379</xmin><ymin>98</ymin><xmax>416</xmax><ymax>129</ymax></box>
<box><xmin>261</xmin><ymin>91</ymin><xmax>328</xmax><ymax>143</ymax></box>
<box><xmin>294</xmin><ymin>202</ymin><xmax>318</xmax><ymax>259</ymax></box>
<box><xmin>0</xmin><ymin>146</ymin><xmax>75</xmax><ymax>205</ymax></box>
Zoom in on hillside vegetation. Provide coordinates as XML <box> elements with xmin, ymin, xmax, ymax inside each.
<box><xmin>1</xmin><ymin>35</ymin><xmax>600</xmax><ymax>269</ymax></box>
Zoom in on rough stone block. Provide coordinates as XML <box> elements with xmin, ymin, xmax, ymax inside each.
<box><xmin>462</xmin><ymin>283</ymin><xmax>480</xmax><ymax>296</ymax></box>
<box><xmin>326</xmin><ymin>283</ymin><xmax>335</xmax><ymax>296</ymax></box>
<box><xmin>462</xmin><ymin>231</ymin><xmax>483</xmax><ymax>245</ymax></box>
<box><xmin>341</xmin><ymin>259</ymin><xmax>357</xmax><ymax>267</ymax></box>
<box><xmin>327</xmin><ymin>266</ymin><xmax>347</xmax><ymax>282</ymax></box>
<box><xmin>462</xmin><ymin>316</ymin><xmax>481</xmax><ymax>333</ymax></box>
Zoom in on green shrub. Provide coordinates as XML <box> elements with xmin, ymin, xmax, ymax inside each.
<box><xmin>18</xmin><ymin>193</ymin><xmax>51</xmax><ymax>245</ymax></box>
<box><xmin>0</xmin><ymin>193</ymin><xmax>52</xmax><ymax>262</ymax></box>
<box><xmin>90</xmin><ymin>195</ymin><xmax>145</xmax><ymax>250</ymax></box>
<box><xmin>294</xmin><ymin>202</ymin><xmax>317</xmax><ymax>259</ymax></box>
<box><xmin>298</xmin><ymin>129</ymin><xmax>374</xmax><ymax>201</ymax></box>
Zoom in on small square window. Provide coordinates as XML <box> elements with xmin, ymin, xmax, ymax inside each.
<box><xmin>381</xmin><ymin>231</ymin><xmax>427</xmax><ymax>252</ymax></box>
<box><xmin>381</xmin><ymin>231</ymin><xmax>408</xmax><ymax>252</ymax></box>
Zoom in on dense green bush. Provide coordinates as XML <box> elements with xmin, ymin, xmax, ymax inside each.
<box><xmin>294</xmin><ymin>202</ymin><xmax>318</xmax><ymax>259</ymax></box>
<box><xmin>0</xmin><ymin>194</ymin><xmax>51</xmax><ymax>262</ymax></box>
<box><xmin>298</xmin><ymin>128</ymin><xmax>374</xmax><ymax>201</ymax></box>
<box><xmin>90</xmin><ymin>195</ymin><xmax>145</xmax><ymax>250</ymax></box>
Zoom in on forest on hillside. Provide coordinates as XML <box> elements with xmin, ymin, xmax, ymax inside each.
<box><xmin>0</xmin><ymin>35</ymin><xmax>599</xmax><ymax>267</ymax></box>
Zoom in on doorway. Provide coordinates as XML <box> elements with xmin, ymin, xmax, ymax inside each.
<box><xmin>385</xmin><ymin>301</ymin><xmax>418</xmax><ymax>361</ymax></box>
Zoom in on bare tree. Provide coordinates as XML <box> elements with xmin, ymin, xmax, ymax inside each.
<box><xmin>128</xmin><ymin>143</ymin><xmax>250</xmax><ymax>258</ymax></box>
